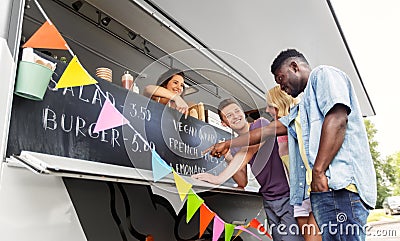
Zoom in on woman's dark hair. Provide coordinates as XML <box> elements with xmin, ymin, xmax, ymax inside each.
<box><xmin>156</xmin><ymin>68</ymin><xmax>185</xmax><ymax>89</ymax></box>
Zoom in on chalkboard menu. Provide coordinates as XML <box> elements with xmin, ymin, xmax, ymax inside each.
<box><xmin>6</xmin><ymin>56</ymin><xmax>231</xmax><ymax>176</ymax></box>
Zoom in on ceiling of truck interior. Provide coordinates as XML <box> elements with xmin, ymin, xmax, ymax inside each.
<box><xmin>81</xmin><ymin>0</ymin><xmax>374</xmax><ymax>115</ymax></box>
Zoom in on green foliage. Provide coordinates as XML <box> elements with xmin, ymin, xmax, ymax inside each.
<box><xmin>367</xmin><ymin>209</ymin><xmax>396</xmax><ymax>222</ymax></box>
<box><xmin>364</xmin><ymin>119</ymin><xmax>400</xmax><ymax>208</ymax></box>
<box><xmin>364</xmin><ymin>119</ymin><xmax>387</xmax><ymax>207</ymax></box>
<box><xmin>385</xmin><ymin>152</ymin><xmax>400</xmax><ymax>195</ymax></box>
<box><xmin>364</xmin><ymin>119</ymin><xmax>379</xmax><ymax>159</ymax></box>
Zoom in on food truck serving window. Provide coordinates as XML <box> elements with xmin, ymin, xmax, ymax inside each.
<box><xmin>6</xmin><ymin>54</ymin><xmax>233</xmax><ymax>180</ymax></box>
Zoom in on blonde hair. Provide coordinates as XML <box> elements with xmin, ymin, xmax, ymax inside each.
<box><xmin>266</xmin><ymin>86</ymin><xmax>298</xmax><ymax>117</ymax></box>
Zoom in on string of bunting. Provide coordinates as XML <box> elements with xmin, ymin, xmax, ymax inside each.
<box><xmin>23</xmin><ymin>1</ymin><xmax>272</xmax><ymax>240</ymax></box>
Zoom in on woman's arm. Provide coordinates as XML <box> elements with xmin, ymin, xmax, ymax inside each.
<box><xmin>143</xmin><ymin>85</ymin><xmax>174</xmax><ymax>99</ymax></box>
<box><xmin>143</xmin><ymin>85</ymin><xmax>189</xmax><ymax>114</ymax></box>
<box><xmin>192</xmin><ymin>145</ymin><xmax>259</xmax><ymax>187</ymax></box>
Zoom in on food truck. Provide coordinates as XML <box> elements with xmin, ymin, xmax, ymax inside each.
<box><xmin>0</xmin><ymin>0</ymin><xmax>375</xmax><ymax>240</ymax></box>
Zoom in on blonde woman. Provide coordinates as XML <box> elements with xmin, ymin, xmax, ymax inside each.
<box><xmin>266</xmin><ymin>86</ymin><xmax>320</xmax><ymax>241</ymax></box>
<box><xmin>266</xmin><ymin>85</ymin><xmax>297</xmax><ymax>171</ymax></box>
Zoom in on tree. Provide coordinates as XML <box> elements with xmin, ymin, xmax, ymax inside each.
<box><xmin>364</xmin><ymin>119</ymin><xmax>392</xmax><ymax>208</ymax></box>
<box><xmin>384</xmin><ymin>151</ymin><xmax>400</xmax><ymax>195</ymax></box>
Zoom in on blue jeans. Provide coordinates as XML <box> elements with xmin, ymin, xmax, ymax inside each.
<box><xmin>264</xmin><ymin>196</ymin><xmax>305</xmax><ymax>241</ymax></box>
<box><xmin>310</xmin><ymin>189</ymin><xmax>370</xmax><ymax>241</ymax></box>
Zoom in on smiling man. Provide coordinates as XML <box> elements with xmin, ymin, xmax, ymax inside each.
<box><xmin>208</xmin><ymin>49</ymin><xmax>377</xmax><ymax>241</ymax></box>
<box><xmin>192</xmin><ymin>98</ymin><xmax>303</xmax><ymax>241</ymax></box>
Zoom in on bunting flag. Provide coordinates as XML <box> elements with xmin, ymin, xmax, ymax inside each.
<box><xmin>212</xmin><ymin>215</ymin><xmax>225</xmax><ymax>241</ymax></box>
<box><xmin>151</xmin><ymin>150</ymin><xmax>172</xmax><ymax>182</ymax></box>
<box><xmin>93</xmin><ymin>98</ymin><xmax>129</xmax><ymax>133</ymax></box>
<box><xmin>224</xmin><ymin>223</ymin><xmax>235</xmax><ymax>241</ymax></box>
<box><xmin>150</xmin><ymin>185</ymin><xmax>185</xmax><ymax>215</ymax></box>
<box><xmin>56</xmin><ymin>55</ymin><xmax>98</xmax><ymax>88</ymax></box>
<box><xmin>173</xmin><ymin>170</ymin><xmax>193</xmax><ymax>201</ymax></box>
<box><xmin>233</xmin><ymin>223</ymin><xmax>249</xmax><ymax>240</ymax></box>
<box><xmin>186</xmin><ymin>189</ymin><xmax>204</xmax><ymax>223</ymax></box>
<box><xmin>249</xmin><ymin>218</ymin><xmax>272</xmax><ymax>239</ymax></box>
<box><xmin>23</xmin><ymin>20</ymin><xmax>68</xmax><ymax>50</ymax></box>
<box><xmin>235</xmin><ymin>226</ymin><xmax>262</xmax><ymax>240</ymax></box>
<box><xmin>199</xmin><ymin>204</ymin><xmax>215</xmax><ymax>238</ymax></box>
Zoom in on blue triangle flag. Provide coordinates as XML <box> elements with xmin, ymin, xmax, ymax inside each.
<box><xmin>152</xmin><ymin>149</ymin><xmax>172</xmax><ymax>182</ymax></box>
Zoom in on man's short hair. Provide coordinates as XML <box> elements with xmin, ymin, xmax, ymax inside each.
<box><xmin>217</xmin><ymin>98</ymin><xmax>243</xmax><ymax>121</ymax></box>
<box><xmin>271</xmin><ymin>49</ymin><xmax>308</xmax><ymax>74</ymax></box>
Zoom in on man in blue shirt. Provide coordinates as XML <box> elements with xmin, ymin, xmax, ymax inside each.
<box><xmin>208</xmin><ymin>49</ymin><xmax>376</xmax><ymax>241</ymax></box>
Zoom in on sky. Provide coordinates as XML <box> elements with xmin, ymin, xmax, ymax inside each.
<box><xmin>330</xmin><ymin>0</ymin><xmax>400</xmax><ymax>158</ymax></box>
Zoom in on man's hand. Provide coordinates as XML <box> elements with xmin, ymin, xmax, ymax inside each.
<box><xmin>311</xmin><ymin>104</ymin><xmax>348</xmax><ymax>192</ymax></box>
<box><xmin>311</xmin><ymin>169</ymin><xmax>329</xmax><ymax>192</ymax></box>
<box><xmin>191</xmin><ymin>172</ymin><xmax>222</xmax><ymax>185</ymax></box>
<box><xmin>202</xmin><ymin>140</ymin><xmax>231</xmax><ymax>158</ymax></box>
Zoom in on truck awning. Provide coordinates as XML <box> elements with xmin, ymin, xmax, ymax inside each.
<box><xmin>87</xmin><ymin>0</ymin><xmax>374</xmax><ymax>116</ymax></box>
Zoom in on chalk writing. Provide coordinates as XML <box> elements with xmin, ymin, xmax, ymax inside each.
<box><xmin>168</xmin><ymin>137</ymin><xmax>199</xmax><ymax>157</ymax></box>
<box><xmin>127</xmin><ymin>133</ymin><xmax>155</xmax><ymax>153</ymax></box>
<box><xmin>42</xmin><ymin>106</ymin><xmax>122</xmax><ymax>148</ymax></box>
<box><xmin>128</xmin><ymin>103</ymin><xmax>151</xmax><ymax>121</ymax></box>
<box><xmin>172</xmin><ymin>163</ymin><xmax>206</xmax><ymax>175</ymax></box>
<box><xmin>172</xmin><ymin>119</ymin><xmax>198</xmax><ymax>136</ymax></box>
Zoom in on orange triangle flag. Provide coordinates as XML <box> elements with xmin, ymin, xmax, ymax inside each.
<box><xmin>199</xmin><ymin>203</ymin><xmax>215</xmax><ymax>238</ymax></box>
<box><xmin>23</xmin><ymin>21</ymin><xmax>68</xmax><ymax>50</ymax></box>
<box><xmin>249</xmin><ymin>218</ymin><xmax>272</xmax><ymax>239</ymax></box>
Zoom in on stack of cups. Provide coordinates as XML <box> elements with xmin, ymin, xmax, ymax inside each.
<box><xmin>96</xmin><ymin>67</ymin><xmax>112</xmax><ymax>82</ymax></box>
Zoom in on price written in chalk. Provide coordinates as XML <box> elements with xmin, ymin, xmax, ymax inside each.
<box><xmin>126</xmin><ymin>133</ymin><xmax>156</xmax><ymax>153</ymax></box>
<box><xmin>128</xmin><ymin>103</ymin><xmax>151</xmax><ymax>121</ymax></box>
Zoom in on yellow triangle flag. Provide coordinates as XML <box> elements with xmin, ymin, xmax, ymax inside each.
<box><xmin>173</xmin><ymin>170</ymin><xmax>192</xmax><ymax>201</ymax></box>
<box><xmin>56</xmin><ymin>55</ymin><xmax>97</xmax><ymax>88</ymax></box>
<box><xmin>23</xmin><ymin>21</ymin><xmax>68</xmax><ymax>50</ymax></box>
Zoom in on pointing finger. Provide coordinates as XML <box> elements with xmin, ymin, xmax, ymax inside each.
<box><xmin>201</xmin><ymin>145</ymin><xmax>215</xmax><ymax>156</ymax></box>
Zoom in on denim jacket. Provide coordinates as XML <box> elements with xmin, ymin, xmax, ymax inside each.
<box><xmin>279</xmin><ymin>65</ymin><xmax>377</xmax><ymax>208</ymax></box>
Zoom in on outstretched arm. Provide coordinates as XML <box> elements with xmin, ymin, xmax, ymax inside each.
<box><xmin>206</xmin><ymin>120</ymin><xmax>287</xmax><ymax>157</ymax></box>
<box><xmin>192</xmin><ymin>145</ymin><xmax>260</xmax><ymax>187</ymax></box>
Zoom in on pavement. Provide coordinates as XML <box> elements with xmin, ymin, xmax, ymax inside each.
<box><xmin>366</xmin><ymin>215</ymin><xmax>400</xmax><ymax>241</ymax></box>
<box><xmin>368</xmin><ymin>214</ymin><xmax>400</xmax><ymax>227</ymax></box>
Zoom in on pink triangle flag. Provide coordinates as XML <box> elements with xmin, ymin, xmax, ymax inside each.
<box><xmin>235</xmin><ymin>226</ymin><xmax>262</xmax><ymax>240</ymax></box>
<box><xmin>213</xmin><ymin>215</ymin><xmax>225</xmax><ymax>241</ymax></box>
<box><xmin>93</xmin><ymin>98</ymin><xmax>129</xmax><ymax>133</ymax></box>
